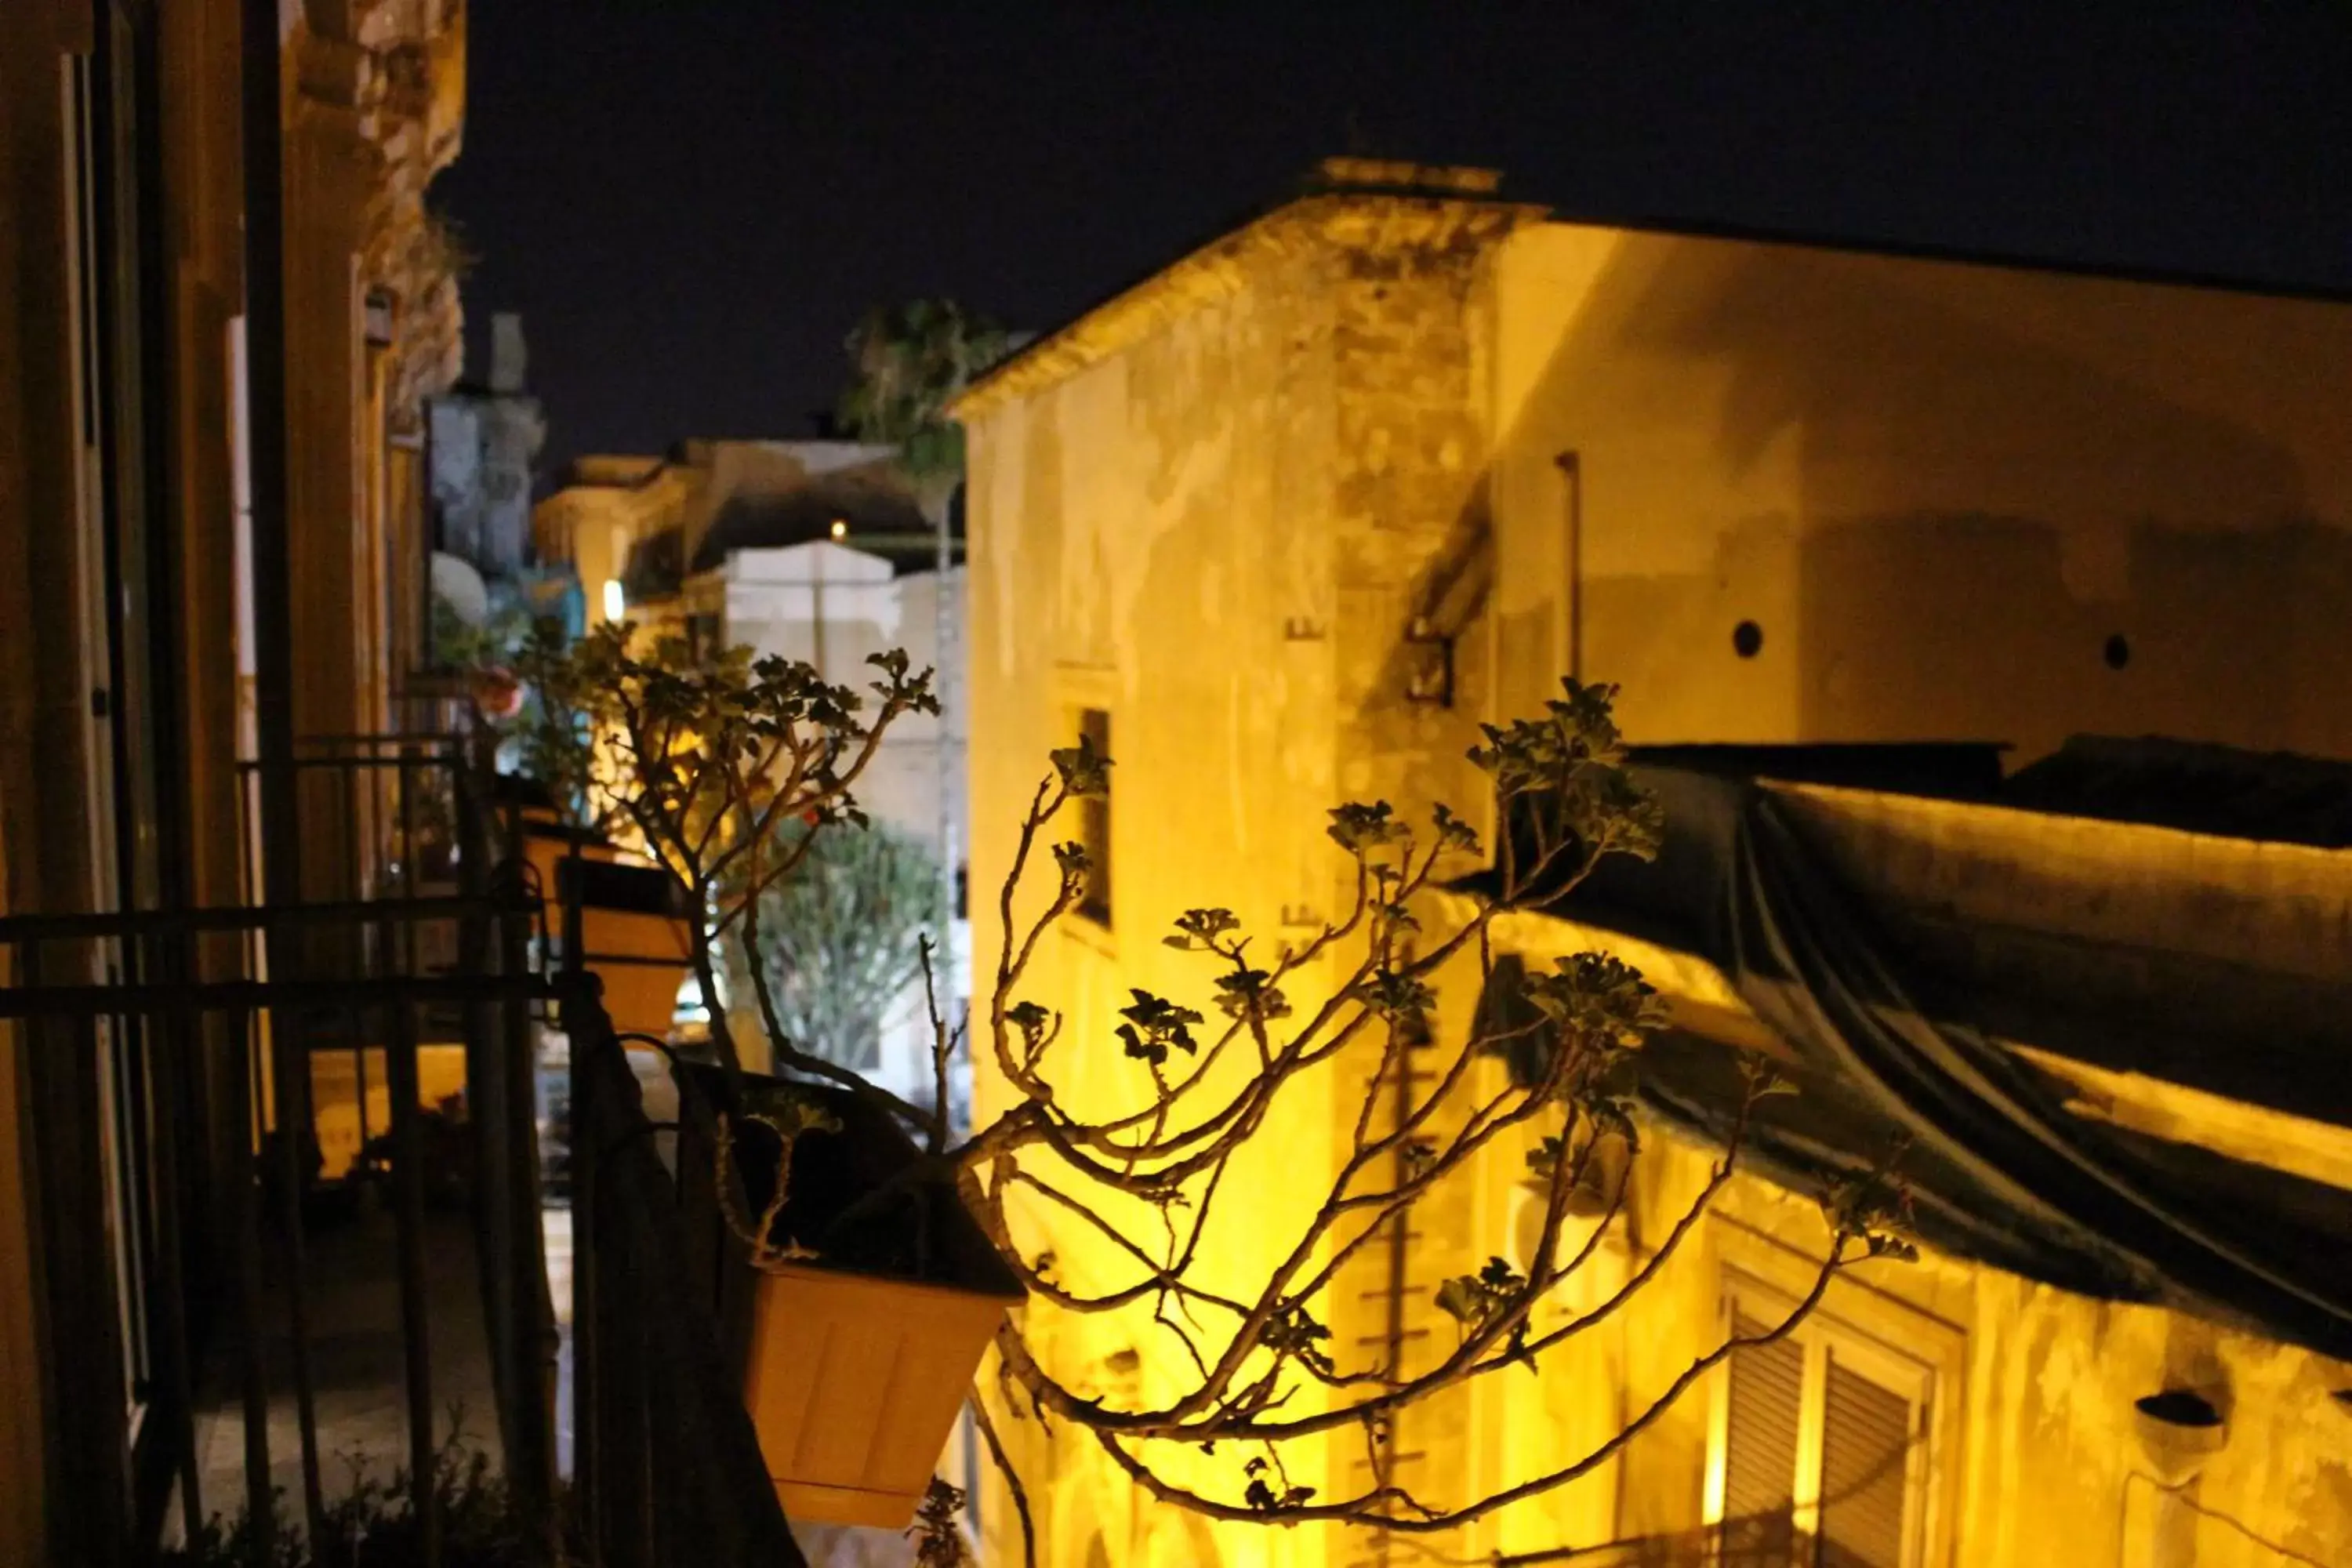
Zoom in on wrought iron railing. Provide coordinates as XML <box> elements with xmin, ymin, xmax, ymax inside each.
<box><xmin>557</xmin><ymin>970</ymin><xmax>807</xmax><ymax>1566</ymax></box>
<box><xmin>0</xmin><ymin>732</ymin><xmax>806</xmax><ymax>1566</ymax></box>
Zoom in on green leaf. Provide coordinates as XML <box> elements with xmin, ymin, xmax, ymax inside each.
<box><xmin>1434</xmin><ymin>1277</ymin><xmax>1483</xmax><ymax>1324</ymax></box>
<box><xmin>1049</xmin><ymin>731</ymin><xmax>1112</xmax><ymax>797</ymax></box>
<box><xmin>1327</xmin><ymin>800</ymin><xmax>1406</xmax><ymax>853</ymax></box>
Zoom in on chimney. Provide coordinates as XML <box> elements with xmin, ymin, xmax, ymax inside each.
<box><xmin>1305</xmin><ymin>158</ymin><xmax>1504</xmax><ymax>198</ymax></box>
<box><xmin>489</xmin><ymin>312</ymin><xmax>528</xmax><ymax>394</ymax></box>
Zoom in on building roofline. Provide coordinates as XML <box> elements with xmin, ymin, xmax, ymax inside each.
<box><xmin>950</xmin><ymin>162</ymin><xmax>1543</xmax><ymax>420</ymax></box>
<box><xmin>951</xmin><ymin>158</ymin><xmax>2352</xmax><ymax>422</ymax></box>
<box><xmin>1533</xmin><ymin>198</ymin><xmax>2352</xmax><ymax>310</ymax></box>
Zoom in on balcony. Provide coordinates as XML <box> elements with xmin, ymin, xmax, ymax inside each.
<box><xmin>0</xmin><ymin>731</ymin><xmax>807</xmax><ymax>1566</ymax></box>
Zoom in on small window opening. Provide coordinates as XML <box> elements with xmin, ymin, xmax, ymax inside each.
<box><xmin>1076</xmin><ymin>708</ymin><xmax>1112</xmax><ymax>927</ymax></box>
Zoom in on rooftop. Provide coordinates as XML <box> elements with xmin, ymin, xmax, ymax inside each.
<box><xmin>953</xmin><ymin>154</ymin><xmax>2352</xmax><ymax>422</ymax></box>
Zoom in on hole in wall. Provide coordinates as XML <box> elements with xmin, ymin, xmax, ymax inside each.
<box><xmin>2104</xmin><ymin>633</ymin><xmax>2132</xmax><ymax>670</ymax></box>
<box><xmin>1732</xmin><ymin>620</ymin><xmax>1764</xmax><ymax>659</ymax></box>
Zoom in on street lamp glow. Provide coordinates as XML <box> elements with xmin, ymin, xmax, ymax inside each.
<box><xmin>601</xmin><ymin>578</ymin><xmax>626</xmax><ymax>622</ymax></box>
<box><xmin>829</xmin><ymin>518</ymin><xmax>848</xmax><ymax>541</ymax></box>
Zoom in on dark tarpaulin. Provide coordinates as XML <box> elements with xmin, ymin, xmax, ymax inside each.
<box><xmin>1487</xmin><ymin>750</ymin><xmax>2352</xmax><ymax>1359</ymax></box>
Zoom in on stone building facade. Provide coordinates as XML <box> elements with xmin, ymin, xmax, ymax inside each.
<box><xmin>429</xmin><ymin>312</ymin><xmax>546</xmax><ymax>577</ymax></box>
<box><xmin>949</xmin><ymin>161</ymin><xmax>2352</xmax><ymax>1566</ymax></box>
<box><xmin>0</xmin><ymin>3</ymin><xmax>467</xmax><ymax>1559</ymax></box>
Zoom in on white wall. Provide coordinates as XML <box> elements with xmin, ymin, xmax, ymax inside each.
<box><xmin>719</xmin><ymin>542</ymin><xmax>970</xmax><ymax>1102</ymax></box>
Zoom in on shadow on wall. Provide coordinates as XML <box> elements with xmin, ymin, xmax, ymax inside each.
<box><xmin>1497</xmin><ymin>230</ymin><xmax>2352</xmax><ymax>762</ymax></box>
<box><xmin>1788</xmin><ymin>513</ymin><xmax>2352</xmax><ymax>760</ymax></box>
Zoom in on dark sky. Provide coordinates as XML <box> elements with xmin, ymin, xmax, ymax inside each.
<box><xmin>434</xmin><ymin>3</ymin><xmax>2352</xmax><ymax>474</ymax></box>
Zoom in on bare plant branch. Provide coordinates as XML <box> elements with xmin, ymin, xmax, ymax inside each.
<box><xmin>515</xmin><ymin>630</ymin><xmax>1897</xmax><ymax>1537</ymax></box>
<box><xmin>971</xmin><ymin>1388</ymin><xmax>1036</xmax><ymax>1568</ymax></box>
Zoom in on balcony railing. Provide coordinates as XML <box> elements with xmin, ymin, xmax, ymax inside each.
<box><xmin>0</xmin><ymin>731</ymin><xmax>804</xmax><ymax>1566</ymax></box>
<box><xmin>560</xmin><ymin>971</ymin><xmax>807</xmax><ymax>1566</ymax></box>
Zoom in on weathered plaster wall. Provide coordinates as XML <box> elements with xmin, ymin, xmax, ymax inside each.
<box><xmin>964</xmin><ymin>190</ymin><xmax>2352</xmax><ymax>1566</ymax></box>
<box><xmin>964</xmin><ymin>191</ymin><xmax>1585</xmax><ymax>1566</ymax></box>
<box><xmin>1610</xmin><ymin>1139</ymin><xmax>2352</xmax><ymax>1567</ymax></box>
<box><xmin>1424</xmin><ymin>921</ymin><xmax>2352</xmax><ymax>1568</ymax></box>
<box><xmin>713</xmin><ymin>545</ymin><xmax>971</xmax><ymax>1099</ymax></box>
<box><xmin>964</xmin><ymin>207</ymin><xmax>1381</xmax><ymax>1568</ymax></box>
<box><xmin>1488</xmin><ymin>223</ymin><xmax>2352</xmax><ymax>764</ymax></box>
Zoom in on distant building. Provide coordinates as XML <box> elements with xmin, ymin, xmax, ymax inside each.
<box><xmin>536</xmin><ymin>440</ymin><xmax>970</xmax><ymax>1102</ymax></box>
<box><xmin>429</xmin><ymin>312</ymin><xmax>546</xmax><ymax>576</ymax></box>
<box><xmin>951</xmin><ymin>158</ymin><xmax>2352</xmax><ymax>1567</ymax></box>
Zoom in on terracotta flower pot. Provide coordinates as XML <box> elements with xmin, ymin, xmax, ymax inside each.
<box><xmin>684</xmin><ymin>1070</ymin><xmax>1024</xmax><ymax>1530</ymax></box>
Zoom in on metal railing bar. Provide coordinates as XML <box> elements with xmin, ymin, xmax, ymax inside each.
<box><xmin>268</xmin><ymin>996</ymin><xmax>328</xmax><ymax>1543</ymax></box>
<box><xmin>150</xmin><ymin>958</ymin><xmax>205</xmax><ymax>1546</ymax></box>
<box><xmin>236</xmin><ymin>753</ymin><xmax>463</xmax><ymax>772</ymax></box>
<box><xmin>496</xmin><ymin>786</ymin><xmax>559</xmax><ymax>1537</ymax></box>
<box><xmin>561</xmin><ymin>846</ymin><xmax>601</xmax><ymax>1561</ymax></box>
<box><xmin>0</xmin><ymin>974</ymin><xmax>548</xmax><ymax>1018</ymax></box>
<box><xmin>286</xmin><ymin>731</ymin><xmax>467</xmax><ymax>746</ymax></box>
<box><xmin>0</xmin><ymin>893</ymin><xmax>515</xmax><ymax>942</ymax></box>
<box><xmin>385</xmin><ymin>985</ymin><xmax>443</xmax><ymax>1568</ymax></box>
<box><xmin>230</xmin><ymin>1004</ymin><xmax>277</xmax><ymax>1557</ymax></box>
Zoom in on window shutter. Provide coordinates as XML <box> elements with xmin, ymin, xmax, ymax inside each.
<box><xmin>1817</xmin><ymin>1354</ymin><xmax>1914</xmax><ymax>1567</ymax></box>
<box><xmin>1721</xmin><ymin>1312</ymin><xmax>1805</xmax><ymax>1565</ymax></box>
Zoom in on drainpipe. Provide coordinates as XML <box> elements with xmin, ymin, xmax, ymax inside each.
<box><xmin>932</xmin><ymin>485</ymin><xmax>955</xmax><ymax>1060</ymax></box>
<box><xmin>1555</xmin><ymin>450</ymin><xmax>1582</xmax><ymax>684</ymax></box>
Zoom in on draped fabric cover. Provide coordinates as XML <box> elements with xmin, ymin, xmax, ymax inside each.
<box><xmin>1485</xmin><ymin>755</ymin><xmax>2352</xmax><ymax>1359</ymax></box>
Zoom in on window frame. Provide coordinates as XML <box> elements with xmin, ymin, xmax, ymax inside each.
<box><xmin>1054</xmin><ymin>665</ymin><xmax>1120</xmax><ymax>951</ymax></box>
<box><xmin>1704</xmin><ymin>1219</ymin><xmax>1965</xmax><ymax>1568</ymax></box>
<box><xmin>1073</xmin><ymin>705</ymin><xmax>1112</xmax><ymax>928</ymax></box>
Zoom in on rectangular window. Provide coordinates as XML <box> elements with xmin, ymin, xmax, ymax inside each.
<box><xmin>687</xmin><ymin>611</ymin><xmax>721</xmax><ymax>662</ymax></box>
<box><xmin>1712</xmin><ymin>1283</ymin><xmax>1936</xmax><ymax>1567</ymax></box>
<box><xmin>1721</xmin><ymin>1311</ymin><xmax>1805</xmax><ymax>1563</ymax></box>
<box><xmin>1076</xmin><ymin>707</ymin><xmax>1111</xmax><ymax>927</ymax></box>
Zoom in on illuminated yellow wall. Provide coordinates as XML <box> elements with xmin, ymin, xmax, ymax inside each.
<box><xmin>1487</xmin><ymin>223</ymin><xmax>2352</xmax><ymax>763</ymax></box>
<box><xmin>964</xmin><ymin>190</ymin><xmax>1547</xmax><ymax>1566</ymax></box>
<box><xmin>1406</xmin><ymin>927</ymin><xmax>2352</xmax><ymax>1568</ymax></box>
<box><xmin>961</xmin><ymin>180</ymin><xmax>2352</xmax><ymax>1565</ymax></box>
<box><xmin>1462</xmin><ymin>1126</ymin><xmax>2352</xmax><ymax>1566</ymax></box>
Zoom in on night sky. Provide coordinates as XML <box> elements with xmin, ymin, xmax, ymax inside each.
<box><xmin>434</xmin><ymin>3</ymin><xmax>2352</xmax><ymax>476</ymax></box>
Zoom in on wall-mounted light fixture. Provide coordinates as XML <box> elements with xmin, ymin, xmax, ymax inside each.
<box><xmin>601</xmin><ymin>579</ymin><xmax>626</xmax><ymax>622</ymax></box>
<box><xmin>2133</xmin><ymin>1389</ymin><xmax>2227</xmax><ymax>1484</ymax></box>
<box><xmin>830</xmin><ymin>518</ymin><xmax>848</xmax><ymax>541</ymax></box>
